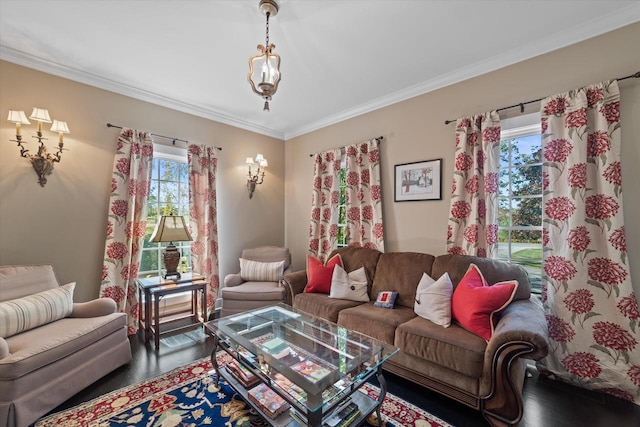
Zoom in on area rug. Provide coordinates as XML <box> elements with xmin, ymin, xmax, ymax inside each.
<box><xmin>36</xmin><ymin>352</ymin><xmax>452</xmax><ymax>427</ymax></box>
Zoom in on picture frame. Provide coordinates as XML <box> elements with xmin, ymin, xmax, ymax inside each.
<box><xmin>394</xmin><ymin>158</ymin><xmax>443</xmax><ymax>202</ymax></box>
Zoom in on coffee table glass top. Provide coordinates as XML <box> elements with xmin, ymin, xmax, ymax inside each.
<box><xmin>206</xmin><ymin>304</ymin><xmax>398</xmax><ymax>412</ymax></box>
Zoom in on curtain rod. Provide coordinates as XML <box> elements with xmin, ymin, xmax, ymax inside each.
<box><xmin>443</xmin><ymin>71</ymin><xmax>640</xmax><ymax>125</ymax></box>
<box><xmin>106</xmin><ymin>123</ymin><xmax>222</xmax><ymax>150</ymax></box>
<box><xmin>308</xmin><ymin>136</ymin><xmax>383</xmax><ymax>157</ymax></box>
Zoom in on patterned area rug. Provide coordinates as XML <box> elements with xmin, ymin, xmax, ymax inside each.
<box><xmin>36</xmin><ymin>352</ymin><xmax>452</xmax><ymax>427</ymax></box>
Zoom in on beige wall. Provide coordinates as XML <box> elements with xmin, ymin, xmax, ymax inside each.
<box><xmin>0</xmin><ymin>61</ymin><xmax>285</xmax><ymax>302</ymax></box>
<box><xmin>284</xmin><ymin>22</ymin><xmax>640</xmax><ymax>295</ymax></box>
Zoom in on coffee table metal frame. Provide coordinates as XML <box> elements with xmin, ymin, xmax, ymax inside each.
<box><xmin>205</xmin><ymin>304</ymin><xmax>398</xmax><ymax>427</ymax></box>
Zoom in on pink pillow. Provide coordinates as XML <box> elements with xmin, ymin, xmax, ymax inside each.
<box><xmin>451</xmin><ymin>264</ymin><xmax>518</xmax><ymax>341</ymax></box>
<box><xmin>305</xmin><ymin>254</ymin><xmax>343</xmax><ymax>294</ymax></box>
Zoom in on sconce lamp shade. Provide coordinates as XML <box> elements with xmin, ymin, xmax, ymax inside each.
<box><xmin>150</xmin><ymin>215</ymin><xmax>193</xmax><ymax>243</ymax></box>
<box><xmin>7</xmin><ymin>110</ymin><xmax>31</xmax><ymax>125</ymax></box>
<box><xmin>29</xmin><ymin>108</ymin><xmax>52</xmax><ymax>123</ymax></box>
<box><xmin>246</xmin><ymin>157</ymin><xmax>255</xmax><ymax>165</ymax></box>
<box><xmin>50</xmin><ymin>120</ymin><xmax>70</xmax><ymax>134</ymax></box>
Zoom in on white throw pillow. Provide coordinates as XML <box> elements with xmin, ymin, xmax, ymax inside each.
<box><xmin>414</xmin><ymin>272</ymin><xmax>453</xmax><ymax>327</ymax></box>
<box><xmin>0</xmin><ymin>282</ymin><xmax>75</xmax><ymax>338</ymax></box>
<box><xmin>329</xmin><ymin>266</ymin><xmax>369</xmax><ymax>302</ymax></box>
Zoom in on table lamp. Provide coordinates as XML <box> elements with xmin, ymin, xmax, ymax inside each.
<box><xmin>149</xmin><ymin>215</ymin><xmax>193</xmax><ymax>279</ymax></box>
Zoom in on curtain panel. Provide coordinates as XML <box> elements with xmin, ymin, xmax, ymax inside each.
<box><xmin>188</xmin><ymin>144</ymin><xmax>220</xmax><ymax>312</ymax></box>
<box><xmin>536</xmin><ymin>80</ymin><xmax>640</xmax><ymax>404</ymax></box>
<box><xmin>446</xmin><ymin>111</ymin><xmax>501</xmax><ymax>258</ymax></box>
<box><xmin>344</xmin><ymin>138</ymin><xmax>384</xmax><ymax>251</ymax></box>
<box><xmin>99</xmin><ymin>128</ymin><xmax>154</xmax><ymax>335</ymax></box>
<box><xmin>308</xmin><ymin>148</ymin><xmax>342</xmax><ymax>261</ymax></box>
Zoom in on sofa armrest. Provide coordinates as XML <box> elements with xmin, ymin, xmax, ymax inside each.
<box><xmin>281</xmin><ymin>270</ymin><xmax>308</xmax><ymax>305</ymax></box>
<box><xmin>487</xmin><ymin>295</ymin><xmax>549</xmax><ymax>362</ymax></box>
<box><xmin>70</xmin><ymin>298</ymin><xmax>117</xmax><ymax>318</ymax></box>
<box><xmin>224</xmin><ymin>273</ymin><xmax>245</xmax><ymax>288</ymax></box>
<box><xmin>479</xmin><ymin>295</ymin><xmax>549</xmax><ymax>425</ymax></box>
<box><xmin>0</xmin><ymin>337</ymin><xmax>9</xmax><ymax>360</ymax></box>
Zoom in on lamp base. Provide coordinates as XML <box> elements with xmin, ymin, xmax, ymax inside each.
<box><xmin>162</xmin><ymin>243</ymin><xmax>181</xmax><ymax>280</ymax></box>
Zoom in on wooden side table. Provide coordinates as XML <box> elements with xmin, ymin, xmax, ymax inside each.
<box><xmin>136</xmin><ymin>273</ymin><xmax>207</xmax><ymax>348</ymax></box>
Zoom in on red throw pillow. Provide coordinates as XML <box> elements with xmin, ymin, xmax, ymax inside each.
<box><xmin>451</xmin><ymin>264</ymin><xmax>518</xmax><ymax>341</ymax></box>
<box><xmin>305</xmin><ymin>254</ymin><xmax>343</xmax><ymax>294</ymax></box>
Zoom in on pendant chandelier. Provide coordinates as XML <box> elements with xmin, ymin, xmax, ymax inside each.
<box><xmin>248</xmin><ymin>0</ymin><xmax>281</xmax><ymax>112</ymax></box>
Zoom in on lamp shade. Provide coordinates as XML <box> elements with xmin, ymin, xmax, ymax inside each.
<box><xmin>149</xmin><ymin>215</ymin><xmax>193</xmax><ymax>243</ymax></box>
<box><xmin>7</xmin><ymin>110</ymin><xmax>30</xmax><ymax>125</ymax></box>
<box><xmin>29</xmin><ymin>108</ymin><xmax>52</xmax><ymax>123</ymax></box>
<box><xmin>50</xmin><ymin>120</ymin><xmax>70</xmax><ymax>134</ymax></box>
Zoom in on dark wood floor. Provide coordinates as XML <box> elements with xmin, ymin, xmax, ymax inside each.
<box><xmin>48</xmin><ymin>332</ymin><xmax>640</xmax><ymax>427</ymax></box>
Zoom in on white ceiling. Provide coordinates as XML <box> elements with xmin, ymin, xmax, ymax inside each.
<box><xmin>1</xmin><ymin>1</ymin><xmax>639</xmax><ymax>139</ymax></box>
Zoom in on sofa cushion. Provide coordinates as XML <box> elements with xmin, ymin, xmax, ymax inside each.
<box><xmin>395</xmin><ymin>316</ymin><xmax>487</xmax><ymax>378</ymax></box>
<box><xmin>451</xmin><ymin>264</ymin><xmax>518</xmax><ymax>341</ymax></box>
<box><xmin>338</xmin><ymin>303</ymin><xmax>416</xmax><ymax>345</ymax></box>
<box><xmin>330</xmin><ymin>246</ymin><xmax>382</xmax><ymax>291</ymax></box>
<box><xmin>0</xmin><ymin>282</ymin><xmax>75</xmax><ymax>338</ymax></box>
<box><xmin>239</xmin><ymin>258</ymin><xmax>285</xmax><ymax>282</ymax></box>
<box><xmin>0</xmin><ymin>265</ymin><xmax>60</xmax><ymax>301</ymax></box>
<box><xmin>305</xmin><ymin>254</ymin><xmax>342</xmax><ymax>294</ymax></box>
<box><xmin>293</xmin><ymin>293</ymin><xmax>361</xmax><ymax>323</ymax></box>
<box><xmin>371</xmin><ymin>252</ymin><xmax>436</xmax><ymax>308</ymax></box>
<box><xmin>0</xmin><ymin>313</ymin><xmax>127</xmax><ymax>379</ymax></box>
<box><xmin>220</xmin><ymin>281</ymin><xmax>286</xmax><ymax>301</ymax></box>
<box><xmin>329</xmin><ymin>266</ymin><xmax>369</xmax><ymax>302</ymax></box>
<box><xmin>414</xmin><ymin>272</ymin><xmax>453</xmax><ymax>327</ymax></box>
<box><xmin>432</xmin><ymin>254</ymin><xmax>530</xmax><ymax>301</ymax></box>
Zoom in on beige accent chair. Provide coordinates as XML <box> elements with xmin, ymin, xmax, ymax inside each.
<box><xmin>0</xmin><ymin>265</ymin><xmax>132</xmax><ymax>427</ymax></box>
<box><xmin>220</xmin><ymin>246</ymin><xmax>291</xmax><ymax>317</ymax></box>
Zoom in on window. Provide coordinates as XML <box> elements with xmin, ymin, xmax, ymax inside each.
<box><xmin>498</xmin><ymin>114</ymin><xmax>542</xmax><ymax>294</ymax></box>
<box><xmin>139</xmin><ymin>145</ymin><xmax>192</xmax><ymax>276</ymax></box>
<box><xmin>336</xmin><ymin>159</ymin><xmax>347</xmax><ymax>247</ymax></box>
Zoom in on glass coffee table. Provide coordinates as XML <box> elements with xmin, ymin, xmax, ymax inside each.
<box><xmin>205</xmin><ymin>304</ymin><xmax>398</xmax><ymax>427</ymax></box>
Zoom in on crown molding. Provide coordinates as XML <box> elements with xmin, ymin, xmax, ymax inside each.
<box><xmin>0</xmin><ymin>45</ymin><xmax>285</xmax><ymax>140</ymax></box>
<box><xmin>284</xmin><ymin>4</ymin><xmax>640</xmax><ymax>139</ymax></box>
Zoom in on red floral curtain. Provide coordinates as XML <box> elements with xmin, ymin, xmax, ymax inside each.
<box><xmin>536</xmin><ymin>80</ymin><xmax>640</xmax><ymax>404</ymax></box>
<box><xmin>446</xmin><ymin>111</ymin><xmax>501</xmax><ymax>258</ymax></box>
<box><xmin>100</xmin><ymin>129</ymin><xmax>154</xmax><ymax>335</ymax></box>
<box><xmin>308</xmin><ymin>148</ymin><xmax>342</xmax><ymax>261</ymax></box>
<box><xmin>344</xmin><ymin>138</ymin><xmax>384</xmax><ymax>251</ymax></box>
<box><xmin>188</xmin><ymin>144</ymin><xmax>219</xmax><ymax>312</ymax></box>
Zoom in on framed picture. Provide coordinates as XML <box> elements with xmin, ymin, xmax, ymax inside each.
<box><xmin>394</xmin><ymin>158</ymin><xmax>443</xmax><ymax>202</ymax></box>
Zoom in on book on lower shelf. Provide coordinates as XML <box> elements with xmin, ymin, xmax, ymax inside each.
<box><xmin>323</xmin><ymin>401</ymin><xmax>360</xmax><ymax>427</ymax></box>
<box><xmin>247</xmin><ymin>383</ymin><xmax>291</xmax><ymax>419</ymax></box>
<box><xmin>226</xmin><ymin>360</ymin><xmax>259</xmax><ymax>388</ymax></box>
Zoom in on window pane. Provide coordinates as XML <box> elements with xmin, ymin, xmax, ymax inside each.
<box><xmin>511</xmin><ymin>165</ymin><xmax>542</xmax><ymax>196</ymax></box>
<box><xmin>140</xmin><ymin>249</ymin><xmax>158</xmax><ymax>273</ymax></box>
<box><xmin>498</xmin><ymin>198</ymin><xmax>511</xmax><ymax>226</ymax></box>
<box><xmin>159</xmin><ymin>182</ymin><xmax>179</xmax><ymax>206</ymax></box>
<box><xmin>511</xmin><ymin>197</ymin><xmax>541</xmax><ymax>226</ymax></box>
<box><xmin>159</xmin><ymin>159</ymin><xmax>178</xmax><ymax>181</ymax></box>
<box><xmin>499</xmin><ymin>169</ymin><xmax>510</xmax><ymax>197</ymax></box>
<box><xmin>512</xmin><ymin>134</ymin><xmax>541</xmax><ymax>165</ymax></box>
<box><xmin>180</xmin><ymin>162</ymin><xmax>189</xmax><ymax>182</ymax></box>
<box><xmin>499</xmin><ymin>140</ymin><xmax>512</xmax><ymax>168</ymax></box>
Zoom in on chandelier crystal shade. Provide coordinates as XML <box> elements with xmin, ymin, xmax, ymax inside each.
<box><xmin>248</xmin><ymin>0</ymin><xmax>281</xmax><ymax>112</ymax></box>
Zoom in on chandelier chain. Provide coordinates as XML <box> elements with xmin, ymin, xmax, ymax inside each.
<box><xmin>265</xmin><ymin>12</ymin><xmax>270</xmax><ymax>47</ymax></box>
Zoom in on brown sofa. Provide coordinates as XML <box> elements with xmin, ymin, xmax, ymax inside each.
<box><xmin>281</xmin><ymin>246</ymin><xmax>548</xmax><ymax>427</ymax></box>
<box><xmin>0</xmin><ymin>265</ymin><xmax>132</xmax><ymax>427</ymax></box>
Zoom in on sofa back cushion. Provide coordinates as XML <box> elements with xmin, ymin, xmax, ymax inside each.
<box><xmin>329</xmin><ymin>246</ymin><xmax>382</xmax><ymax>291</ymax></box>
<box><xmin>432</xmin><ymin>254</ymin><xmax>531</xmax><ymax>301</ymax></box>
<box><xmin>371</xmin><ymin>252</ymin><xmax>436</xmax><ymax>308</ymax></box>
<box><xmin>0</xmin><ymin>282</ymin><xmax>75</xmax><ymax>338</ymax></box>
<box><xmin>0</xmin><ymin>265</ymin><xmax>60</xmax><ymax>302</ymax></box>
<box><xmin>241</xmin><ymin>246</ymin><xmax>291</xmax><ymax>271</ymax></box>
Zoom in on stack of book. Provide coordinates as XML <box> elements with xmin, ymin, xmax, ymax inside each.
<box><xmin>272</xmin><ymin>372</ymin><xmax>307</xmax><ymax>403</ymax></box>
<box><xmin>291</xmin><ymin>359</ymin><xmax>331</xmax><ymax>383</ymax></box>
<box><xmin>261</xmin><ymin>336</ymin><xmax>291</xmax><ymax>359</ymax></box>
<box><xmin>247</xmin><ymin>383</ymin><xmax>291</xmax><ymax>419</ymax></box>
<box><xmin>289</xmin><ymin>399</ymin><xmax>360</xmax><ymax>427</ymax></box>
<box><xmin>226</xmin><ymin>360</ymin><xmax>259</xmax><ymax>388</ymax></box>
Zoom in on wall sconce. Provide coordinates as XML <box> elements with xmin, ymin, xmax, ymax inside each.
<box><xmin>7</xmin><ymin>108</ymin><xmax>70</xmax><ymax>187</ymax></box>
<box><xmin>246</xmin><ymin>153</ymin><xmax>268</xmax><ymax>199</ymax></box>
